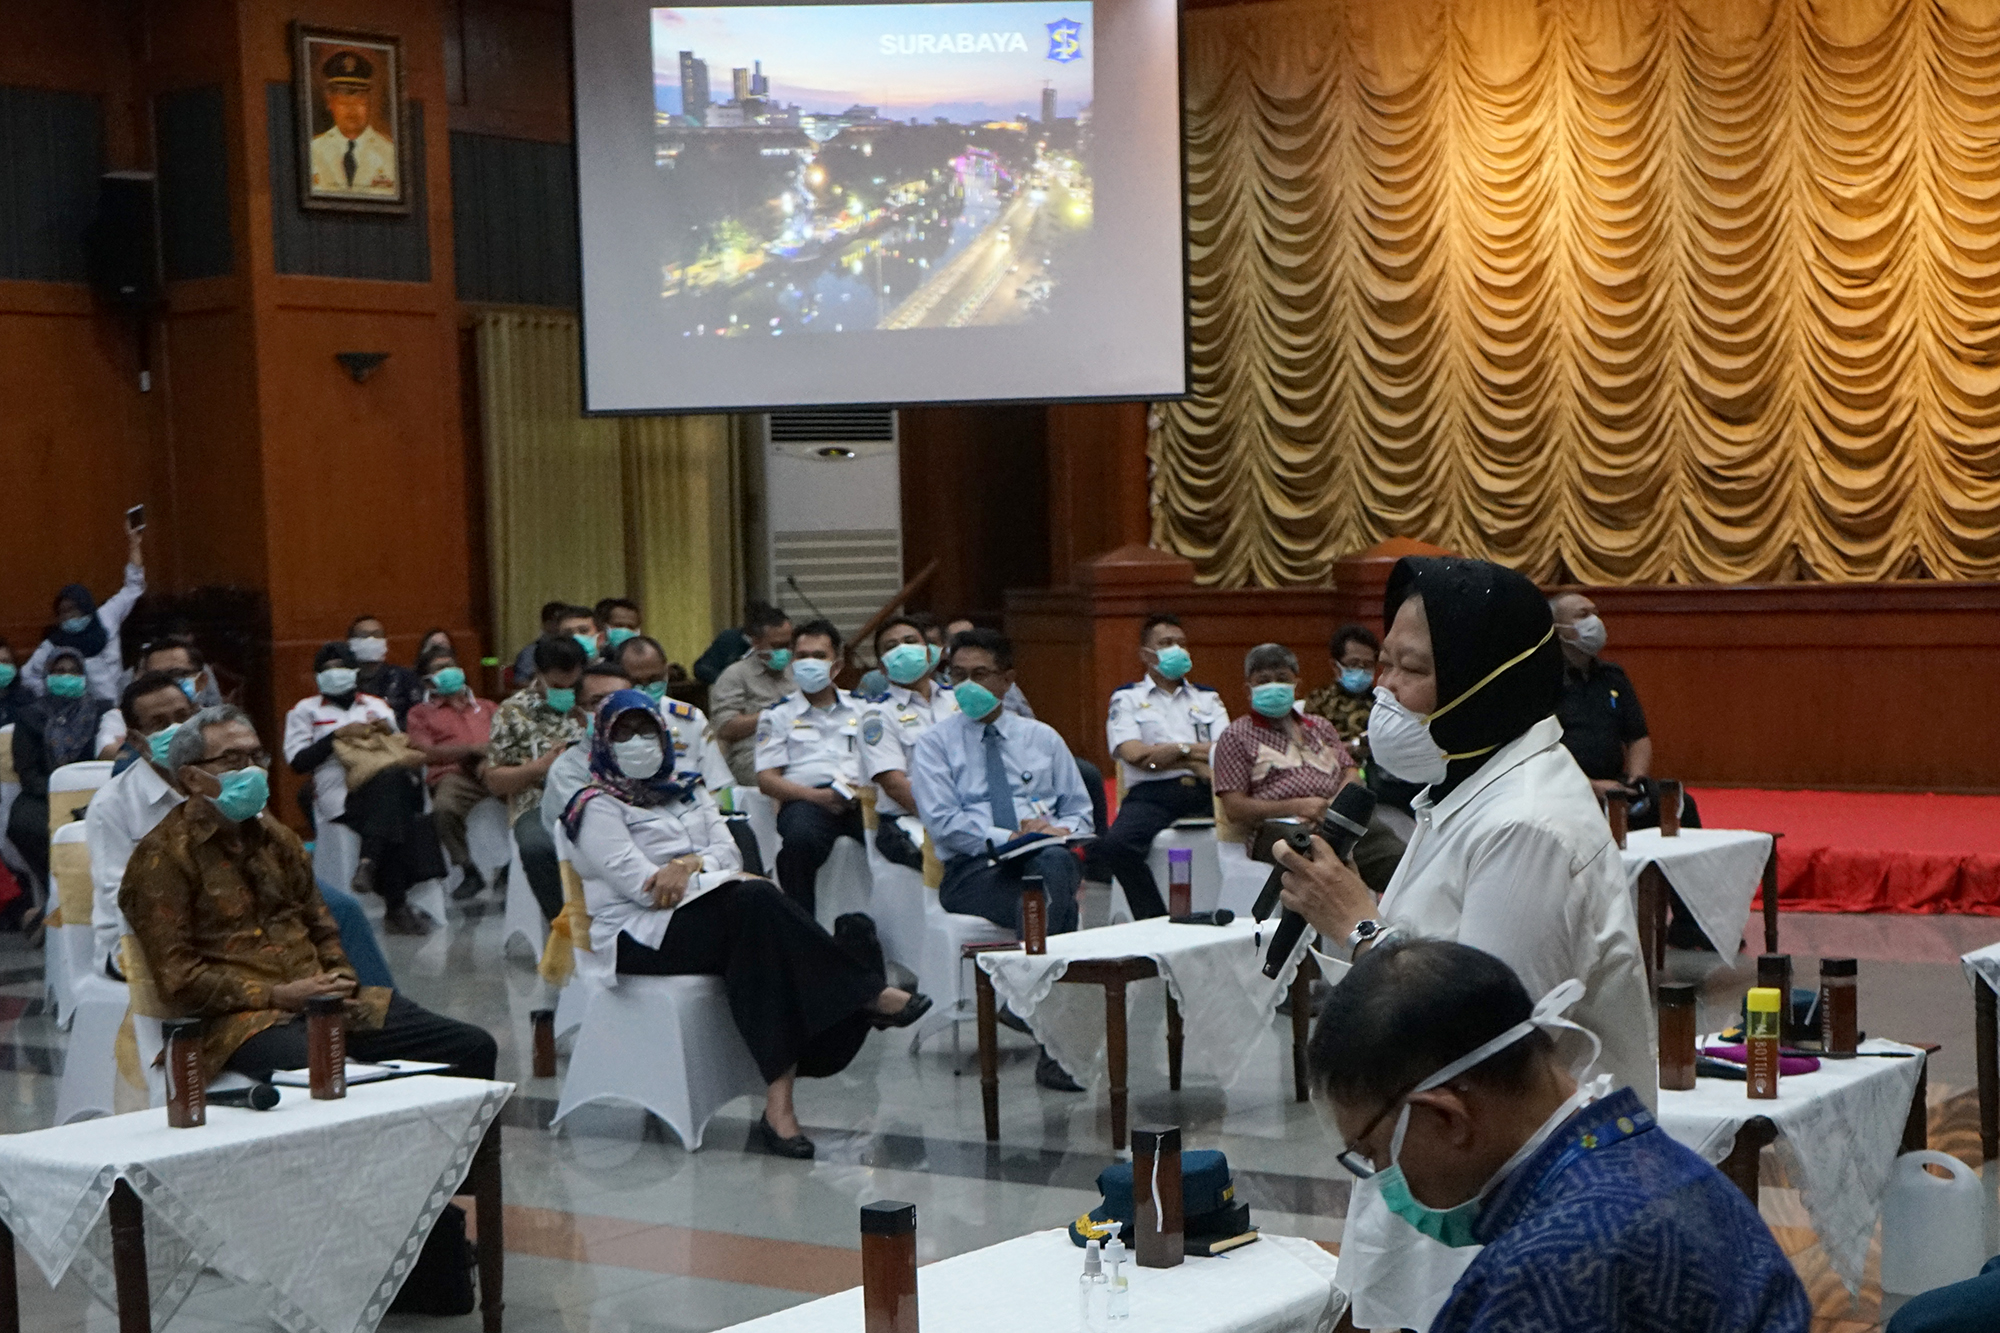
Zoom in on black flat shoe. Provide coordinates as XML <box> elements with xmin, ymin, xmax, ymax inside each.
<box><xmin>870</xmin><ymin>992</ymin><xmax>933</xmax><ymax>1030</ymax></box>
<box><xmin>1036</xmin><ymin>1051</ymin><xmax>1084</xmax><ymax>1093</ymax></box>
<box><xmin>756</xmin><ymin>1114</ymin><xmax>815</xmax><ymax>1159</ymax></box>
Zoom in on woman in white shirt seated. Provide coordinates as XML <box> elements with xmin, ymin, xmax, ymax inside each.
<box><xmin>1273</xmin><ymin>555</ymin><xmax>1652</xmax><ymax>1331</ymax></box>
<box><xmin>562</xmin><ymin>690</ymin><xmax>931</xmax><ymax>1160</ymax></box>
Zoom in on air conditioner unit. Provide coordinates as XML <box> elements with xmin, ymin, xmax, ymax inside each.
<box><xmin>763</xmin><ymin>408</ymin><xmax>903</xmax><ymax>637</ymax></box>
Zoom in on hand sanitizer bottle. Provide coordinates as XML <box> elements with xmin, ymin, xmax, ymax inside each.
<box><xmin>1105</xmin><ymin>1237</ymin><xmax>1130</xmax><ymax>1320</ymax></box>
<box><xmin>1079</xmin><ymin>1238</ymin><xmax>1106</xmax><ymax>1329</ymax></box>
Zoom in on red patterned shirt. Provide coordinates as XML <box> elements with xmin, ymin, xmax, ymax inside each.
<box><xmin>1210</xmin><ymin>712</ymin><xmax>1353</xmax><ymax>803</ymax></box>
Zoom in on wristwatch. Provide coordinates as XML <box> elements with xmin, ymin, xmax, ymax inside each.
<box><xmin>1345</xmin><ymin>919</ymin><xmax>1392</xmax><ymax>958</ymax></box>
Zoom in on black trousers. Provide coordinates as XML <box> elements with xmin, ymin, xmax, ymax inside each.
<box><xmin>725</xmin><ymin>816</ymin><xmax>766</xmax><ymax>877</ymax></box>
<box><xmin>1093</xmin><ymin>776</ymin><xmax>1212</xmax><ymax>919</ymax></box>
<box><xmin>5</xmin><ymin>793</ymin><xmax>48</xmax><ymax>889</ymax></box>
<box><xmin>514</xmin><ymin>813</ymin><xmax>563</xmax><ymax>922</ymax></box>
<box><xmin>226</xmin><ymin>992</ymin><xmax>498</xmax><ymax>1081</ymax></box>
<box><xmin>774</xmin><ymin>797</ymin><xmax>865</xmax><ymax>917</ymax></box>
<box><xmin>1075</xmin><ymin>758</ymin><xmax>1109</xmax><ymax>850</ymax></box>
<box><xmin>339</xmin><ymin>769</ymin><xmax>447</xmax><ymax>911</ymax></box>
<box><xmin>940</xmin><ymin>845</ymin><xmax>1082</xmax><ymax>935</ymax></box>
<box><xmin>615</xmin><ymin>878</ymin><xmax>881</xmax><ymax>1082</ymax></box>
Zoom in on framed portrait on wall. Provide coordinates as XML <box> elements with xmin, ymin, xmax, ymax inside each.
<box><xmin>292</xmin><ymin>24</ymin><xmax>409</xmax><ymax>213</ymax></box>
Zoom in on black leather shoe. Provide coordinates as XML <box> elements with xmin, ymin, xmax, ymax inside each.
<box><xmin>870</xmin><ymin>993</ymin><xmax>933</xmax><ymax>1030</ymax></box>
<box><xmin>756</xmin><ymin>1115</ymin><xmax>815</xmax><ymax>1159</ymax></box>
<box><xmin>451</xmin><ymin>866</ymin><xmax>487</xmax><ymax>900</ymax></box>
<box><xmin>1035</xmin><ymin>1051</ymin><xmax>1084</xmax><ymax>1092</ymax></box>
<box><xmin>997</xmin><ymin>1006</ymin><xmax>1032</xmax><ymax>1035</ymax></box>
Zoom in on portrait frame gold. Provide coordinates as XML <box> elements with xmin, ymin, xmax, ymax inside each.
<box><xmin>292</xmin><ymin>23</ymin><xmax>410</xmax><ymax>215</ymax></box>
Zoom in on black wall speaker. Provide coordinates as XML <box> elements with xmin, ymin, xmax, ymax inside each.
<box><xmin>85</xmin><ymin>171</ymin><xmax>163</xmax><ymax>309</ymax></box>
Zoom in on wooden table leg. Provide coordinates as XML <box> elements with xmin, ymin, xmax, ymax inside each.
<box><xmin>0</xmin><ymin>1215</ymin><xmax>18</xmax><ymax>1333</ymax></box>
<box><xmin>1762</xmin><ymin>842</ymin><xmax>1780</xmax><ymax>956</ymax></box>
<box><xmin>471</xmin><ymin>1122</ymin><xmax>505</xmax><ymax>1332</ymax></box>
<box><xmin>1719</xmin><ymin>1117</ymin><xmax>1778</xmax><ymax>1206</ymax></box>
<box><xmin>1979</xmin><ymin>981</ymin><xmax>1999</xmax><ymax>1161</ymax></box>
<box><xmin>1903</xmin><ymin>1050</ymin><xmax>1932</xmax><ymax>1154</ymax></box>
<box><xmin>107</xmin><ymin>1179</ymin><xmax>150</xmax><ymax>1333</ymax></box>
<box><xmin>1106</xmin><ymin>978</ymin><xmax>1129</xmax><ymax>1152</ymax></box>
<box><xmin>1165</xmin><ymin>991</ymin><xmax>1183</xmax><ymax>1093</ymax></box>
<box><xmin>975</xmin><ymin>964</ymin><xmax>1000</xmax><ymax>1143</ymax></box>
<box><xmin>1290</xmin><ymin>967</ymin><xmax>1313</xmax><ymax>1103</ymax></box>
<box><xmin>1635</xmin><ymin>864</ymin><xmax>1664</xmax><ymax>988</ymax></box>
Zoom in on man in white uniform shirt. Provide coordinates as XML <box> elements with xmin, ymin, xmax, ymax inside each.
<box><xmin>84</xmin><ymin>672</ymin><xmax>193</xmax><ymax>977</ymax></box>
<box><xmin>858</xmin><ymin>613</ymin><xmax>956</xmax><ymax>872</ymax></box>
<box><xmin>309</xmin><ymin>51</ymin><xmax>398</xmax><ymax>198</ymax></box>
<box><xmin>755</xmin><ymin>620</ymin><xmax>864</xmax><ymax>917</ymax></box>
<box><xmin>1098</xmin><ymin>612</ymin><xmax>1229</xmax><ymax>918</ymax></box>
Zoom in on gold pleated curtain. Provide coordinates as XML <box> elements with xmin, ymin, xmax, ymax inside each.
<box><xmin>1159</xmin><ymin>0</ymin><xmax>2000</xmax><ymax>586</ymax></box>
<box><xmin>475</xmin><ymin>311</ymin><xmax>741</xmax><ymax>667</ymax></box>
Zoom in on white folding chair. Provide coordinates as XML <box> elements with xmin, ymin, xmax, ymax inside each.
<box><xmin>0</xmin><ymin>723</ymin><xmax>23</xmax><ymax>885</ymax></box>
<box><xmin>905</xmin><ymin>830</ymin><xmax>1016</xmax><ymax>1052</ymax></box>
<box><xmin>47</xmin><ymin>761</ymin><xmax>113</xmax><ymax>830</ymax></box>
<box><xmin>500</xmin><ymin>828</ymin><xmax>548</xmax><ymax>961</ymax></box>
<box><xmin>549</xmin><ymin>828</ymin><xmax>766</xmax><ymax>1148</ymax></box>
<box><xmin>52</xmin><ymin>970</ymin><xmax>131</xmax><ymax>1124</ymax></box>
<box><xmin>121</xmin><ymin>935</ymin><xmax>260</xmax><ymax>1108</ymax></box>
<box><xmin>731</xmin><ymin>786</ymin><xmax>781</xmax><ymax>876</ymax></box>
<box><xmin>813</xmin><ymin>836</ymin><xmax>874</xmax><ymax>932</ymax></box>
<box><xmin>1216</xmin><ymin>838</ymin><xmax>1274</xmax><ymax>918</ymax></box>
<box><xmin>1146</xmin><ymin>820</ymin><xmax>1222</xmax><ymax>915</ymax></box>
<box><xmin>312</xmin><ymin>821</ymin><xmax>361</xmax><ymax>899</ymax></box>
<box><xmin>862</xmin><ymin>812</ymin><xmax>927</xmax><ymax>981</ymax></box>
<box><xmin>46</xmin><ymin>822</ymin><xmax>94</xmax><ymax>1027</ymax></box>
<box><xmin>462</xmin><ymin>796</ymin><xmax>515</xmax><ymax>886</ymax></box>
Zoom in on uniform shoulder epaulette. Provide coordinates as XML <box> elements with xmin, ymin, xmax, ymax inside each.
<box><xmin>665</xmin><ymin>699</ymin><xmax>695</xmax><ymax>719</ymax></box>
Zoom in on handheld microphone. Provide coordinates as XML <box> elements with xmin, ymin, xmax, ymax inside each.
<box><xmin>1169</xmin><ymin>909</ymin><xmax>1234</xmax><ymax>927</ymax></box>
<box><xmin>207</xmin><ymin>1082</ymin><xmax>280</xmax><ymax>1111</ymax></box>
<box><xmin>1261</xmin><ymin>784</ymin><xmax>1378</xmax><ymax>979</ymax></box>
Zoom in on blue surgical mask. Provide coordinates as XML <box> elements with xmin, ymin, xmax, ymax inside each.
<box><xmin>1250</xmin><ymin>682</ymin><xmax>1296</xmax><ymax>719</ymax></box>
<box><xmin>882</xmin><ymin>642</ymin><xmax>935</xmax><ymax>686</ymax></box>
<box><xmin>953</xmin><ymin>679</ymin><xmax>999</xmax><ymax>720</ymax></box>
<box><xmin>1339</xmin><ymin>666</ymin><xmax>1374</xmax><ymax>696</ymax></box>
<box><xmin>792</xmin><ymin>658</ymin><xmax>833</xmax><ymax>694</ymax></box>
<box><xmin>61</xmin><ymin>616</ymin><xmax>91</xmax><ymax>635</ymax></box>
<box><xmin>0</xmin><ymin>664</ymin><xmax>15</xmax><ymax>690</ymax></box>
<box><xmin>212</xmin><ymin>765</ymin><xmax>269</xmax><ymax>823</ymax></box>
<box><xmin>48</xmin><ymin>674</ymin><xmax>87</xmax><ymax>700</ymax></box>
<box><xmin>761</xmin><ymin>647</ymin><xmax>792</xmax><ymax>673</ymax></box>
<box><xmin>1152</xmin><ymin>645</ymin><xmax>1192</xmax><ymax>682</ymax></box>
<box><xmin>642</xmin><ymin>681</ymin><xmax>668</xmax><ymax>702</ymax></box>
<box><xmin>430</xmin><ymin>666</ymin><xmax>466</xmax><ymax>696</ymax></box>
<box><xmin>316</xmin><ymin>667</ymin><xmax>357</xmax><ymax>697</ymax></box>
<box><xmin>147</xmin><ymin>723</ymin><xmax>182</xmax><ymax>766</ymax></box>
<box><xmin>177</xmin><ymin>676</ymin><xmax>199</xmax><ymax>699</ymax></box>
<box><xmin>544</xmin><ymin>686</ymin><xmax>577</xmax><ymax>714</ymax></box>
<box><xmin>606</xmin><ymin>627</ymin><xmax>639</xmax><ymax>649</ymax></box>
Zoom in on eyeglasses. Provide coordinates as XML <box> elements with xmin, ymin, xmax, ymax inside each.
<box><xmin>191</xmin><ymin>748</ymin><xmax>269</xmax><ymax>773</ymax></box>
<box><xmin>1333</xmin><ymin>1076</ymin><xmax>1430</xmax><ymax>1180</ymax></box>
<box><xmin>947</xmin><ymin>665</ymin><xmax>1008</xmax><ymax>686</ymax></box>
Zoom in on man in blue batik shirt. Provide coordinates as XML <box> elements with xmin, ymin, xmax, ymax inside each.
<box><xmin>1312</xmin><ymin>938</ymin><xmax>1810</xmax><ymax>1333</ymax></box>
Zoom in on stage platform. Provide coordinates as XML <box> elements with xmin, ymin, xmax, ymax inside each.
<box><xmin>1694</xmin><ymin>787</ymin><xmax>2000</xmax><ymax>918</ymax></box>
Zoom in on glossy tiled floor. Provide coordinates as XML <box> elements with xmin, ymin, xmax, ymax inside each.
<box><xmin>2</xmin><ymin>901</ymin><xmax>1998</xmax><ymax>1331</ymax></box>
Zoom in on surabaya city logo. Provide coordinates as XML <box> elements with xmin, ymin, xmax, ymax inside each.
<box><xmin>1046</xmin><ymin>17</ymin><xmax>1083</xmax><ymax>62</ymax></box>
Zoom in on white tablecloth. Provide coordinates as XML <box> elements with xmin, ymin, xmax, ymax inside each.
<box><xmin>1620</xmin><ymin>827</ymin><xmax>1774</xmax><ymax>960</ymax></box>
<box><xmin>0</xmin><ymin>1074</ymin><xmax>512</xmax><ymax>1333</ymax></box>
<box><xmin>1656</xmin><ymin>1039</ymin><xmax>1923</xmax><ymax>1293</ymax></box>
<box><xmin>977</xmin><ymin>919</ymin><xmax>1296</xmax><ymax>1097</ymax></box>
<box><xmin>1961</xmin><ymin>941</ymin><xmax>2000</xmax><ymax>995</ymax></box>
<box><xmin>715</xmin><ymin>1226</ymin><xmax>1346</xmax><ymax>1333</ymax></box>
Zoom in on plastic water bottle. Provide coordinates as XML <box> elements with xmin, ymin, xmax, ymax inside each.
<box><xmin>1879</xmin><ymin>1150</ymin><xmax>1986</xmax><ymax>1297</ymax></box>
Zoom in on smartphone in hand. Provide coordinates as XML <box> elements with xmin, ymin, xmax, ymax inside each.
<box><xmin>125</xmin><ymin>504</ymin><xmax>145</xmax><ymax>533</ymax></box>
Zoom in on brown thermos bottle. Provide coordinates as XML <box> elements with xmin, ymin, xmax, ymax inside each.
<box><xmin>1657</xmin><ymin>982</ymin><xmax>1698</xmax><ymax>1092</ymax></box>
<box><xmin>1606</xmin><ymin>795</ymin><xmax>1628</xmax><ymax>849</ymax></box>
<box><xmin>306</xmin><ymin>993</ymin><xmax>347</xmax><ymax>1099</ymax></box>
<box><xmin>1657</xmin><ymin>780</ymin><xmax>1683</xmax><ymax>836</ymax></box>
<box><xmin>860</xmin><ymin>1201</ymin><xmax>918</xmax><ymax>1333</ymax></box>
<box><xmin>1820</xmin><ymin>957</ymin><xmax>1859</xmax><ymax>1057</ymax></box>
<box><xmin>1021</xmin><ymin>873</ymin><xmax>1048</xmax><ymax>955</ymax></box>
<box><xmin>163</xmin><ymin>1017</ymin><xmax>206</xmax><ymax>1128</ymax></box>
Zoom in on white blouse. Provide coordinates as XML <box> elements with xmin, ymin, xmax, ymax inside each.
<box><xmin>567</xmin><ymin>786</ymin><xmax>743</xmax><ymax>953</ymax></box>
<box><xmin>1376</xmin><ymin>713</ymin><xmax>1656</xmax><ymax>1106</ymax></box>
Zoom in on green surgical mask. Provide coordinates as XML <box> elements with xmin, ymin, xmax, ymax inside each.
<box><xmin>573</xmin><ymin>633</ymin><xmax>600</xmax><ymax>660</ymax></box>
<box><xmin>48</xmin><ymin>674</ymin><xmax>87</xmax><ymax>700</ymax></box>
<box><xmin>1152</xmin><ymin>645</ymin><xmax>1192</xmax><ymax>682</ymax></box>
<box><xmin>953</xmin><ymin>680</ymin><xmax>999</xmax><ymax>720</ymax></box>
<box><xmin>430</xmin><ymin>667</ymin><xmax>466</xmax><ymax>696</ymax></box>
<box><xmin>643</xmin><ymin>681</ymin><xmax>668</xmax><ymax>702</ymax></box>
<box><xmin>761</xmin><ymin>647</ymin><xmax>792</xmax><ymax>673</ymax></box>
<box><xmin>882</xmin><ymin>642</ymin><xmax>936</xmax><ymax>686</ymax></box>
<box><xmin>607</xmin><ymin>627</ymin><xmax>639</xmax><ymax>649</ymax></box>
<box><xmin>544</xmin><ymin>686</ymin><xmax>577</xmax><ymax>713</ymax></box>
<box><xmin>1250</xmin><ymin>682</ymin><xmax>1296</xmax><ymax>719</ymax></box>
<box><xmin>148</xmin><ymin>722</ymin><xmax>182</xmax><ymax>766</ymax></box>
<box><xmin>0</xmin><ymin>664</ymin><xmax>15</xmax><ymax>690</ymax></box>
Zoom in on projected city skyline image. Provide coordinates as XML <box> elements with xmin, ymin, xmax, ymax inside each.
<box><xmin>648</xmin><ymin>2</ymin><xmax>1093</xmax><ymax>335</ymax></box>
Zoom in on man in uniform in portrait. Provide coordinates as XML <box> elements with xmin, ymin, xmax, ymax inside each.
<box><xmin>310</xmin><ymin>50</ymin><xmax>398</xmax><ymax>198</ymax></box>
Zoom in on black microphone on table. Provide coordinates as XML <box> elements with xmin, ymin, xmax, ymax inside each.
<box><xmin>1259</xmin><ymin>784</ymin><xmax>1379</xmax><ymax>979</ymax></box>
<box><xmin>207</xmin><ymin>1082</ymin><xmax>280</xmax><ymax>1111</ymax></box>
<box><xmin>1169</xmin><ymin>909</ymin><xmax>1234</xmax><ymax>926</ymax></box>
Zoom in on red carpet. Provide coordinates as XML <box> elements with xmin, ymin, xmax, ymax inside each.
<box><xmin>1691</xmin><ymin>787</ymin><xmax>2000</xmax><ymax>917</ymax></box>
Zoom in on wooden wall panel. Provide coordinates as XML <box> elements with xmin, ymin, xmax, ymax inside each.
<box><xmin>897</xmin><ymin>404</ymin><xmax>1050</xmax><ymax>624</ymax></box>
<box><xmin>444</xmin><ymin>0</ymin><xmax>573</xmax><ymax>142</ymax></box>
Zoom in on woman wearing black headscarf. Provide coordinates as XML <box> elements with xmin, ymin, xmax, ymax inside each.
<box><xmin>8</xmin><ymin>650</ymin><xmax>113</xmax><ymax>898</ymax></box>
<box><xmin>22</xmin><ymin>524</ymin><xmax>146</xmax><ymax>704</ymax></box>
<box><xmin>1274</xmin><ymin>556</ymin><xmax>1652</xmax><ymax>1330</ymax></box>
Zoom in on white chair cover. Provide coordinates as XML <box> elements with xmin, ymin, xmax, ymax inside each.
<box><xmin>47</xmin><ymin>822</ymin><xmax>93</xmax><ymax>1027</ymax></box>
<box><xmin>500</xmin><ymin>829</ymin><xmax>548</xmax><ymax>961</ymax></box>
<box><xmin>732</xmin><ymin>786</ymin><xmax>781</xmax><ymax>876</ymax></box>
<box><xmin>51</xmin><ymin>971</ymin><xmax>129</xmax><ymax>1125</ymax></box>
<box><xmin>1146</xmin><ymin>824</ymin><xmax>1222</xmax><ymax>915</ymax></box>
<box><xmin>908</xmin><ymin>888</ymin><xmax>1017</xmax><ymax>1052</ymax></box>
<box><xmin>1215</xmin><ymin>838</ymin><xmax>1274</xmax><ymax>919</ymax></box>
<box><xmin>863</xmin><ymin>816</ymin><xmax>928</xmax><ymax>980</ymax></box>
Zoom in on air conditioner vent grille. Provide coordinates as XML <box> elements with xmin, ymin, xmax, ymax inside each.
<box><xmin>767</xmin><ymin>408</ymin><xmax>897</xmax><ymax>444</ymax></box>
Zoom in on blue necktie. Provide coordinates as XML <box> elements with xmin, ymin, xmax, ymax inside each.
<box><xmin>983</xmin><ymin>724</ymin><xmax>1021</xmax><ymax>832</ymax></box>
<box><xmin>343</xmin><ymin>139</ymin><xmax>357</xmax><ymax>185</ymax></box>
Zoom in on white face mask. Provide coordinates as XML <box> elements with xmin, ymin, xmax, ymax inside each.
<box><xmin>348</xmin><ymin>636</ymin><xmax>388</xmax><ymax>663</ymax></box>
<box><xmin>1566</xmin><ymin>615</ymin><xmax>1606</xmax><ymax>657</ymax></box>
<box><xmin>1366</xmin><ymin>687</ymin><xmax>1448</xmax><ymax>784</ymax></box>
<box><xmin>613</xmin><ymin>736</ymin><xmax>664</xmax><ymax>779</ymax></box>
<box><xmin>317</xmin><ymin>667</ymin><xmax>358</xmax><ymax>697</ymax></box>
